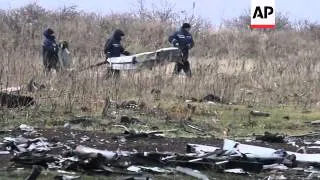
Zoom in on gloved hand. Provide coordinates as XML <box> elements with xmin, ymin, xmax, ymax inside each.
<box><xmin>52</xmin><ymin>44</ymin><xmax>57</xmax><ymax>52</ymax></box>
<box><xmin>106</xmin><ymin>52</ymin><xmax>111</xmax><ymax>59</ymax></box>
<box><xmin>172</xmin><ymin>39</ymin><xmax>179</xmax><ymax>47</ymax></box>
<box><xmin>123</xmin><ymin>51</ymin><xmax>130</xmax><ymax>56</ymax></box>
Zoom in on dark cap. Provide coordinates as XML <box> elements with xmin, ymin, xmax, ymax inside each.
<box><xmin>182</xmin><ymin>23</ymin><xmax>191</xmax><ymax>29</ymax></box>
<box><xmin>47</xmin><ymin>28</ymin><xmax>54</xmax><ymax>35</ymax></box>
<box><xmin>114</xmin><ymin>29</ymin><xmax>125</xmax><ymax>37</ymax></box>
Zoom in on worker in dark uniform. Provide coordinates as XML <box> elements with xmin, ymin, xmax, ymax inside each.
<box><xmin>169</xmin><ymin>23</ymin><xmax>194</xmax><ymax>77</ymax></box>
<box><xmin>42</xmin><ymin>28</ymin><xmax>59</xmax><ymax>73</ymax></box>
<box><xmin>104</xmin><ymin>29</ymin><xmax>130</xmax><ymax>78</ymax></box>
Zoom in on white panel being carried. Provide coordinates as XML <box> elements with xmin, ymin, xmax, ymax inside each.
<box><xmin>107</xmin><ymin>47</ymin><xmax>181</xmax><ymax>70</ymax></box>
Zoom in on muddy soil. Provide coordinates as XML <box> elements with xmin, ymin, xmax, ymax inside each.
<box><xmin>1</xmin><ymin>128</ymin><xmax>298</xmax><ymax>154</ymax></box>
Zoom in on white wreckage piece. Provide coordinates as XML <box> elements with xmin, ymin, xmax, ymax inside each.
<box><xmin>107</xmin><ymin>47</ymin><xmax>181</xmax><ymax>70</ymax></box>
<box><xmin>223</xmin><ymin>139</ymin><xmax>320</xmax><ymax>164</ymax></box>
<box><xmin>223</xmin><ymin>139</ymin><xmax>286</xmax><ymax>159</ymax></box>
<box><xmin>175</xmin><ymin>166</ymin><xmax>209</xmax><ymax>180</ymax></box>
<box><xmin>0</xmin><ymin>86</ymin><xmax>22</xmax><ymax>94</ymax></box>
<box><xmin>74</xmin><ymin>145</ymin><xmax>132</xmax><ymax>160</ymax></box>
<box><xmin>127</xmin><ymin>166</ymin><xmax>172</xmax><ymax>173</ymax></box>
<box><xmin>187</xmin><ymin>144</ymin><xmax>220</xmax><ymax>154</ymax></box>
<box><xmin>289</xmin><ymin>151</ymin><xmax>320</xmax><ymax>164</ymax></box>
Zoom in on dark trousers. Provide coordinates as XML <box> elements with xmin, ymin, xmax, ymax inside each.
<box><xmin>106</xmin><ymin>69</ymin><xmax>120</xmax><ymax>79</ymax></box>
<box><xmin>173</xmin><ymin>50</ymin><xmax>191</xmax><ymax>77</ymax></box>
<box><xmin>105</xmin><ymin>56</ymin><xmax>120</xmax><ymax>79</ymax></box>
<box><xmin>43</xmin><ymin>47</ymin><xmax>59</xmax><ymax>73</ymax></box>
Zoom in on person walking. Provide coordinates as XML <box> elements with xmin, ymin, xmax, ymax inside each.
<box><xmin>42</xmin><ymin>28</ymin><xmax>59</xmax><ymax>73</ymax></box>
<box><xmin>104</xmin><ymin>29</ymin><xmax>130</xmax><ymax>78</ymax></box>
<box><xmin>168</xmin><ymin>23</ymin><xmax>194</xmax><ymax>77</ymax></box>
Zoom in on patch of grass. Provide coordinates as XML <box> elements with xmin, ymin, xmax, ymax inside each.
<box><xmin>1</xmin><ymin>97</ymin><xmax>320</xmax><ymax>139</ymax></box>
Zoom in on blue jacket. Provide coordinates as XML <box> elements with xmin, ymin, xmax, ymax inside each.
<box><xmin>104</xmin><ymin>29</ymin><xmax>130</xmax><ymax>58</ymax></box>
<box><xmin>169</xmin><ymin>28</ymin><xmax>194</xmax><ymax>53</ymax></box>
<box><xmin>43</xmin><ymin>29</ymin><xmax>57</xmax><ymax>50</ymax></box>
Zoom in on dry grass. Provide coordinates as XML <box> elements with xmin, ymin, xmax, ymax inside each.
<box><xmin>1</xmin><ymin>3</ymin><xmax>320</xmax><ymax>127</ymax></box>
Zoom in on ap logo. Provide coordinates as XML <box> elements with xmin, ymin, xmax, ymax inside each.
<box><xmin>251</xmin><ymin>0</ymin><xmax>275</xmax><ymax>29</ymax></box>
